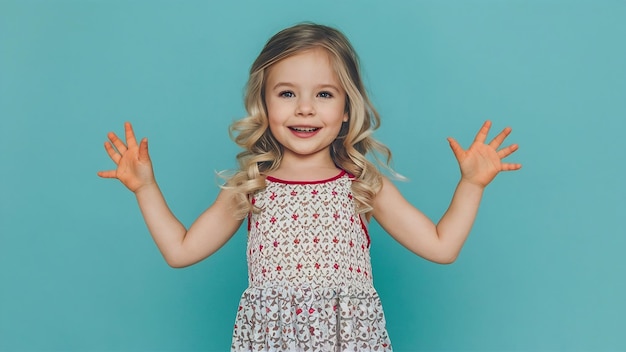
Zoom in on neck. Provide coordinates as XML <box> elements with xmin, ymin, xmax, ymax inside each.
<box><xmin>270</xmin><ymin>152</ymin><xmax>340</xmax><ymax>181</ymax></box>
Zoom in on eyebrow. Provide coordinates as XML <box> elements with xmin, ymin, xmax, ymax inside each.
<box><xmin>271</xmin><ymin>82</ymin><xmax>342</xmax><ymax>92</ymax></box>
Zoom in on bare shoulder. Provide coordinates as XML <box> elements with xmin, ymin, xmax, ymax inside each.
<box><xmin>213</xmin><ymin>186</ymin><xmax>240</xmax><ymax>207</ymax></box>
<box><xmin>208</xmin><ymin>187</ymin><xmax>247</xmax><ymax>225</ymax></box>
<box><xmin>175</xmin><ymin>187</ymin><xmax>245</xmax><ymax>267</ymax></box>
<box><xmin>373</xmin><ymin>176</ymin><xmax>407</xmax><ymax>210</ymax></box>
<box><xmin>371</xmin><ymin>175</ymin><xmax>430</xmax><ymax>231</ymax></box>
<box><xmin>370</xmin><ymin>176</ymin><xmax>441</xmax><ymax>261</ymax></box>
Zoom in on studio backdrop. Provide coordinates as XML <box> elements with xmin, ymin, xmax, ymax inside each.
<box><xmin>1</xmin><ymin>0</ymin><xmax>624</xmax><ymax>351</ymax></box>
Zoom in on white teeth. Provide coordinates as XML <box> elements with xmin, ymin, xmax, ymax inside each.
<box><xmin>291</xmin><ymin>127</ymin><xmax>318</xmax><ymax>132</ymax></box>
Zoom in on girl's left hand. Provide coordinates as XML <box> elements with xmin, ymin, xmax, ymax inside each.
<box><xmin>447</xmin><ymin>120</ymin><xmax>521</xmax><ymax>188</ymax></box>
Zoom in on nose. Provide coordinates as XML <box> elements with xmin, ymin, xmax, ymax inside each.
<box><xmin>295</xmin><ymin>97</ymin><xmax>315</xmax><ymax>117</ymax></box>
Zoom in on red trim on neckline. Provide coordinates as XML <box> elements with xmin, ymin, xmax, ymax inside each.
<box><xmin>266</xmin><ymin>170</ymin><xmax>347</xmax><ymax>185</ymax></box>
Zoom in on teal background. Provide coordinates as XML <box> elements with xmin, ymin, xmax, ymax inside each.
<box><xmin>1</xmin><ymin>0</ymin><xmax>625</xmax><ymax>351</ymax></box>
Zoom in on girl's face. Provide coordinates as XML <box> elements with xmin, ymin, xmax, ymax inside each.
<box><xmin>264</xmin><ymin>48</ymin><xmax>348</xmax><ymax>168</ymax></box>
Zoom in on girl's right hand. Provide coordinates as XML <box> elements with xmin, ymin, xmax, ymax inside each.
<box><xmin>97</xmin><ymin>122</ymin><xmax>156</xmax><ymax>193</ymax></box>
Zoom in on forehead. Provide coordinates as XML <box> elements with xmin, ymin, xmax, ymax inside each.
<box><xmin>265</xmin><ymin>48</ymin><xmax>341</xmax><ymax>86</ymax></box>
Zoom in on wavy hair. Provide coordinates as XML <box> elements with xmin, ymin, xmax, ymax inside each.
<box><xmin>224</xmin><ymin>23</ymin><xmax>394</xmax><ymax>219</ymax></box>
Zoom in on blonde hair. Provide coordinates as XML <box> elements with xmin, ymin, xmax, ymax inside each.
<box><xmin>224</xmin><ymin>23</ymin><xmax>394</xmax><ymax>219</ymax></box>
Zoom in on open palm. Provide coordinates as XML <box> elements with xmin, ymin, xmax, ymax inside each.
<box><xmin>448</xmin><ymin>121</ymin><xmax>521</xmax><ymax>187</ymax></box>
<box><xmin>97</xmin><ymin>122</ymin><xmax>155</xmax><ymax>193</ymax></box>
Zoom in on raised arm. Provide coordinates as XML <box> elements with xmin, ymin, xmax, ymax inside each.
<box><xmin>372</xmin><ymin>121</ymin><xmax>521</xmax><ymax>264</ymax></box>
<box><xmin>98</xmin><ymin>122</ymin><xmax>242</xmax><ymax>268</ymax></box>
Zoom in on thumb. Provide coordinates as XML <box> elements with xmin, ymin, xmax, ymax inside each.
<box><xmin>138</xmin><ymin>138</ymin><xmax>150</xmax><ymax>162</ymax></box>
<box><xmin>447</xmin><ymin>137</ymin><xmax>464</xmax><ymax>161</ymax></box>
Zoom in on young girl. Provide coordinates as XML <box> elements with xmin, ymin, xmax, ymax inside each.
<box><xmin>98</xmin><ymin>23</ymin><xmax>520</xmax><ymax>352</ymax></box>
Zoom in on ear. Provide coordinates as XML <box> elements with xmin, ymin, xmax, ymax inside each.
<box><xmin>342</xmin><ymin>112</ymin><xmax>349</xmax><ymax>123</ymax></box>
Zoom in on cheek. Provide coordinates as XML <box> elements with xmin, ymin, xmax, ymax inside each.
<box><xmin>264</xmin><ymin>101</ymin><xmax>277</xmax><ymax>124</ymax></box>
<box><xmin>266</xmin><ymin>106</ymin><xmax>281</xmax><ymax>126</ymax></box>
<box><xmin>266</xmin><ymin>106</ymin><xmax>284</xmax><ymax>135</ymax></box>
<box><xmin>265</xmin><ymin>97</ymin><xmax>286</xmax><ymax>118</ymax></box>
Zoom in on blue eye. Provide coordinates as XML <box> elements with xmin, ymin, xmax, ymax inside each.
<box><xmin>279</xmin><ymin>91</ymin><xmax>295</xmax><ymax>98</ymax></box>
<box><xmin>318</xmin><ymin>91</ymin><xmax>333</xmax><ymax>98</ymax></box>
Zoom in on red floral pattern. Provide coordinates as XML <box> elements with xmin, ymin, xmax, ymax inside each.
<box><xmin>231</xmin><ymin>172</ymin><xmax>392</xmax><ymax>351</ymax></box>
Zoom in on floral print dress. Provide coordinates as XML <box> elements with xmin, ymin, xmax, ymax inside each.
<box><xmin>231</xmin><ymin>171</ymin><xmax>392</xmax><ymax>352</ymax></box>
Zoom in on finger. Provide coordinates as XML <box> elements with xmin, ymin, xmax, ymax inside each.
<box><xmin>97</xmin><ymin>170</ymin><xmax>118</xmax><ymax>178</ymax></box>
<box><xmin>104</xmin><ymin>141</ymin><xmax>122</xmax><ymax>164</ymax></box>
<box><xmin>138</xmin><ymin>138</ymin><xmax>150</xmax><ymax>162</ymax></box>
<box><xmin>497</xmin><ymin>143</ymin><xmax>519</xmax><ymax>159</ymax></box>
<box><xmin>473</xmin><ymin>120</ymin><xmax>492</xmax><ymax>144</ymax></box>
<box><xmin>489</xmin><ymin>127</ymin><xmax>512</xmax><ymax>150</ymax></box>
<box><xmin>124</xmin><ymin>122</ymin><xmax>138</xmax><ymax>148</ymax></box>
<box><xmin>501</xmin><ymin>163</ymin><xmax>522</xmax><ymax>171</ymax></box>
<box><xmin>107</xmin><ymin>131</ymin><xmax>127</xmax><ymax>154</ymax></box>
<box><xmin>447</xmin><ymin>137</ymin><xmax>465</xmax><ymax>161</ymax></box>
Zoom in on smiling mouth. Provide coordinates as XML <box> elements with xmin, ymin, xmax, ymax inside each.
<box><xmin>289</xmin><ymin>127</ymin><xmax>320</xmax><ymax>132</ymax></box>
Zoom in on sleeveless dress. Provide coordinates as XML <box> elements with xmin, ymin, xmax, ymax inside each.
<box><xmin>231</xmin><ymin>171</ymin><xmax>392</xmax><ymax>352</ymax></box>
